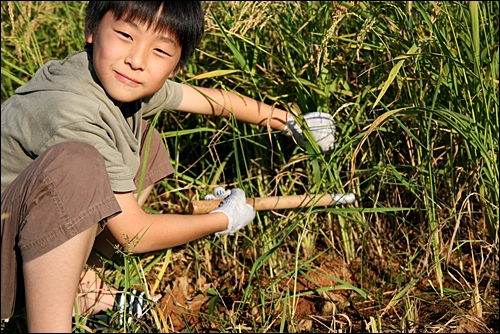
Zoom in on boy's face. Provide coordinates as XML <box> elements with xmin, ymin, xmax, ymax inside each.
<box><xmin>85</xmin><ymin>11</ymin><xmax>181</xmax><ymax>106</ymax></box>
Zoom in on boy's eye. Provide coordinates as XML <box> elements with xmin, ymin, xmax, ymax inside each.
<box><xmin>155</xmin><ymin>48</ymin><xmax>170</xmax><ymax>56</ymax></box>
<box><xmin>118</xmin><ymin>31</ymin><xmax>132</xmax><ymax>39</ymax></box>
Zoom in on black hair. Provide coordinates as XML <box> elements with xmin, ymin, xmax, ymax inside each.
<box><xmin>85</xmin><ymin>1</ymin><xmax>204</xmax><ymax>71</ymax></box>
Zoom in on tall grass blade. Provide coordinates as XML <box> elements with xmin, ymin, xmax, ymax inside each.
<box><xmin>371</xmin><ymin>44</ymin><xmax>420</xmax><ymax>111</ymax></box>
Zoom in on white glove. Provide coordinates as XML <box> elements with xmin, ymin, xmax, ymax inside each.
<box><xmin>209</xmin><ymin>188</ymin><xmax>256</xmax><ymax>236</ymax></box>
<box><xmin>283</xmin><ymin>111</ymin><xmax>337</xmax><ymax>154</ymax></box>
<box><xmin>204</xmin><ymin>186</ymin><xmax>231</xmax><ymax>200</ymax></box>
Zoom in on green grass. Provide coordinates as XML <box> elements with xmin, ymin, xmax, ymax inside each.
<box><xmin>2</xmin><ymin>1</ymin><xmax>498</xmax><ymax>332</ymax></box>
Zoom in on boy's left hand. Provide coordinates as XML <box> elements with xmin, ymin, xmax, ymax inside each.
<box><xmin>204</xmin><ymin>186</ymin><xmax>231</xmax><ymax>200</ymax></box>
<box><xmin>283</xmin><ymin>111</ymin><xmax>337</xmax><ymax>154</ymax></box>
<box><xmin>208</xmin><ymin>188</ymin><xmax>255</xmax><ymax>236</ymax></box>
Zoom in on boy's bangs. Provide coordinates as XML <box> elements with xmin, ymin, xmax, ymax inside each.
<box><xmin>111</xmin><ymin>2</ymin><xmax>179</xmax><ymax>40</ymax></box>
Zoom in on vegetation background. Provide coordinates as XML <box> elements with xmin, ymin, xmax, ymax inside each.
<box><xmin>2</xmin><ymin>1</ymin><xmax>498</xmax><ymax>332</ymax></box>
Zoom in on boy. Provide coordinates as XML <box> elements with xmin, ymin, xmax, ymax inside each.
<box><xmin>1</xmin><ymin>1</ymin><xmax>337</xmax><ymax>332</ymax></box>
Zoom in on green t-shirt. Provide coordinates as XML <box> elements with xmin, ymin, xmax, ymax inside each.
<box><xmin>1</xmin><ymin>50</ymin><xmax>183</xmax><ymax>193</ymax></box>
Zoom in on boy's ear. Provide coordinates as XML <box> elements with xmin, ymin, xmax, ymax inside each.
<box><xmin>168</xmin><ymin>69</ymin><xmax>179</xmax><ymax>78</ymax></box>
<box><xmin>84</xmin><ymin>21</ymin><xmax>94</xmax><ymax>43</ymax></box>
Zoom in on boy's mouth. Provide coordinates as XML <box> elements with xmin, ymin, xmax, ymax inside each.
<box><xmin>115</xmin><ymin>71</ymin><xmax>141</xmax><ymax>85</ymax></box>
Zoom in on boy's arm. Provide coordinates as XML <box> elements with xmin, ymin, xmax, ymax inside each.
<box><xmin>106</xmin><ymin>192</ymin><xmax>229</xmax><ymax>253</ymax></box>
<box><xmin>176</xmin><ymin>83</ymin><xmax>338</xmax><ymax>154</ymax></box>
<box><xmin>176</xmin><ymin>83</ymin><xmax>288</xmax><ymax>131</ymax></box>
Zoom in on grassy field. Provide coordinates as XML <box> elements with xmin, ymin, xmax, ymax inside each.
<box><xmin>2</xmin><ymin>1</ymin><xmax>498</xmax><ymax>332</ymax></box>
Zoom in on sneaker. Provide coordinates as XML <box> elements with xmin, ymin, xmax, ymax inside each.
<box><xmin>115</xmin><ymin>289</ymin><xmax>146</xmax><ymax>326</ymax></box>
<box><xmin>84</xmin><ymin>288</ymin><xmax>148</xmax><ymax>330</ymax></box>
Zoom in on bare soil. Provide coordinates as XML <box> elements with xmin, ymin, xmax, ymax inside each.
<box><xmin>148</xmin><ymin>244</ymin><xmax>498</xmax><ymax>333</ymax></box>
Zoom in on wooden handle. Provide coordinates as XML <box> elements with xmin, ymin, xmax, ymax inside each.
<box><xmin>187</xmin><ymin>193</ymin><xmax>355</xmax><ymax>214</ymax></box>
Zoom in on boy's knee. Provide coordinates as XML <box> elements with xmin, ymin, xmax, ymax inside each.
<box><xmin>42</xmin><ymin>142</ymin><xmax>107</xmax><ymax>178</ymax></box>
<box><xmin>46</xmin><ymin>142</ymin><xmax>103</xmax><ymax>163</ymax></box>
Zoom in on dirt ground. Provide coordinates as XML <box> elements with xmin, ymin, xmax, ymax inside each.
<box><xmin>149</xmin><ymin>246</ymin><xmax>499</xmax><ymax>333</ymax></box>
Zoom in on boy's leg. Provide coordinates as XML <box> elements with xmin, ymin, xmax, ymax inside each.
<box><xmin>77</xmin><ymin>120</ymin><xmax>174</xmax><ymax>315</ymax></box>
<box><xmin>23</xmin><ymin>224</ymin><xmax>98</xmax><ymax>332</ymax></box>
<box><xmin>1</xmin><ymin>142</ymin><xmax>121</xmax><ymax>330</ymax></box>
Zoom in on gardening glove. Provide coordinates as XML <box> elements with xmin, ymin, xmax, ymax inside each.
<box><xmin>204</xmin><ymin>186</ymin><xmax>231</xmax><ymax>200</ymax></box>
<box><xmin>209</xmin><ymin>188</ymin><xmax>256</xmax><ymax>236</ymax></box>
<box><xmin>283</xmin><ymin>111</ymin><xmax>337</xmax><ymax>154</ymax></box>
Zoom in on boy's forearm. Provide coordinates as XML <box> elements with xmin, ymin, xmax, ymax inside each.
<box><xmin>107</xmin><ymin>192</ymin><xmax>228</xmax><ymax>253</ymax></box>
<box><xmin>178</xmin><ymin>84</ymin><xmax>289</xmax><ymax>130</ymax></box>
<box><xmin>217</xmin><ymin>89</ymin><xmax>289</xmax><ymax>130</ymax></box>
<box><xmin>127</xmin><ymin>212</ymin><xmax>227</xmax><ymax>253</ymax></box>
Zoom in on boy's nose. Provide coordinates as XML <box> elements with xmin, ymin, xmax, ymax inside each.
<box><xmin>125</xmin><ymin>46</ymin><xmax>147</xmax><ymax>70</ymax></box>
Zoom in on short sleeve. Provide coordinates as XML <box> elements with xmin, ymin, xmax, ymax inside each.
<box><xmin>141</xmin><ymin>80</ymin><xmax>184</xmax><ymax>119</ymax></box>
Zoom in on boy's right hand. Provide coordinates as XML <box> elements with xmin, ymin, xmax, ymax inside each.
<box><xmin>283</xmin><ymin>111</ymin><xmax>337</xmax><ymax>154</ymax></box>
<box><xmin>209</xmin><ymin>188</ymin><xmax>255</xmax><ymax>236</ymax></box>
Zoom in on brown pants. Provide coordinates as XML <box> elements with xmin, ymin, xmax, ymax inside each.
<box><xmin>1</xmin><ymin>120</ymin><xmax>173</xmax><ymax>320</ymax></box>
